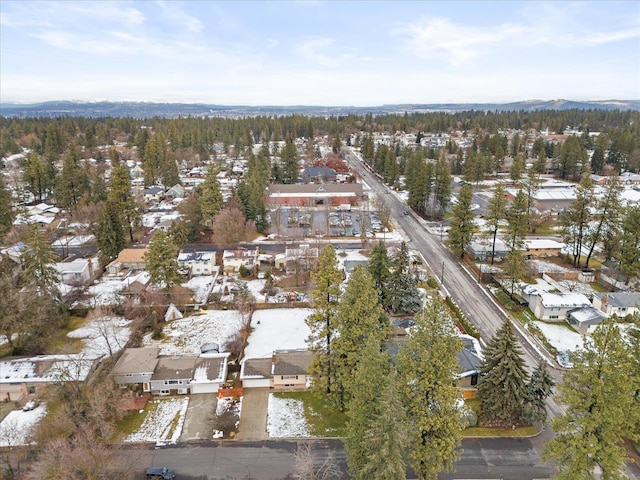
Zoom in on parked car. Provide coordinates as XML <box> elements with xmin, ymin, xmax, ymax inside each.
<box><xmin>146</xmin><ymin>467</ymin><xmax>176</xmax><ymax>480</ymax></box>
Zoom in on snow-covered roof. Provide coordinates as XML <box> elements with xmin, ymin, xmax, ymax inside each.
<box><xmin>191</xmin><ymin>353</ymin><xmax>229</xmax><ymax>383</ymax></box>
<box><xmin>524</xmin><ymin>238</ymin><xmax>564</xmax><ymax>250</ymax></box>
<box><xmin>540</xmin><ymin>293</ymin><xmax>591</xmax><ymax>308</ymax></box>
<box><xmin>567</xmin><ymin>307</ymin><xmax>607</xmax><ymax>325</ymax></box>
<box><xmin>0</xmin><ymin>354</ymin><xmax>102</xmax><ymax>384</ymax></box>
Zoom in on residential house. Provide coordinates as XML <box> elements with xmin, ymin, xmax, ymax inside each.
<box><xmin>54</xmin><ymin>258</ymin><xmax>95</xmax><ymax>286</ymax></box>
<box><xmin>301</xmin><ymin>166</ymin><xmax>337</xmax><ymax>183</ymax></box>
<box><xmin>190</xmin><ymin>353</ymin><xmax>230</xmax><ymax>394</ymax></box>
<box><xmin>143</xmin><ymin>186</ymin><xmax>165</xmax><ymax>202</ymax></box>
<box><xmin>165</xmin><ymin>184</ymin><xmax>185</xmax><ymax>199</ymax></box>
<box><xmin>177</xmin><ymin>252</ymin><xmax>217</xmax><ymax>276</ymax></box>
<box><xmin>222</xmin><ymin>247</ymin><xmax>259</xmax><ymax>274</ymax></box>
<box><xmin>567</xmin><ymin>307</ymin><xmax>608</xmax><ymax>333</ymax></box>
<box><xmin>0</xmin><ymin>354</ymin><xmax>102</xmax><ymax>402</ymax></box>
<box><xmin>149</xmin><ymin>356</ymin><xmax>197</xmax><ymax>395</ymax></box>
<box><xmin>110</xmin><ymin>347</ymin><xmax>161</xmax><ymax>392</ymax></box>
<box><xmin>523</xmin><ymin>238</ymin><xmax>564</xmax><ymax>258</ymax></box>
<box><xmin>130</xmin><ymin>164</ymin><xmax>144</xmax><ymax>179</ymax></box>
<box><xmin>124</xmin><ymin>271</ymin><xmax>151</xmax><ymax>295</ymax></box>
<box><xmin>592</xmin><ymin>292</ymin><xmax>640</xmax><ymax>318</ymax></box>
<box><xmin>467</xmin><ymin>238</ymin><xmax>508</xmax><ymax>261</ymax></box>
<box><xmin>457</xmin><ymin>335</ymin><xmax>483</xmax><ymax>399</ymax></box>
<box><xmin>276</xmin><ymin>244</ymin><xmax>319</xmax><ymax>273</ymax></box>
<box><xmin>530</xmin><ymin>292</ymin><xmax>592</xmax><ymax>321</ymax></box>
<box><xmin>106</xmin><ymin>248</ymin><xmax>149</xmax><ymax>275</ymax></box>
<box><xmin>240</xmin><ymin>349</ymin><xmax>313</xmax><ymax>390</ymax></box>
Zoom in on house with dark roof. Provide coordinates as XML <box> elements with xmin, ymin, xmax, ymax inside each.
<box><xmin>267</xmin><ymin>183</ymin><xmax>363</xmax><ymax>207</ymax></box>
<box><xmin>457</xmin><ymin>335</ymin><xmax>483</xmax><ymax>399</ymax></box>
<box><xmin>302</xmin><ymin>166</ymin><xmax>337</xmax><ymax>183</ymax></box>
<box><xmin>240</xmin><ymin>349</ymin><xmax>313</xmax><ymax>390</ymax></box>
<box><xmin>110</xmin><ymin>347</ymin><xmax>160</xmax><ymax>392</ymax></box>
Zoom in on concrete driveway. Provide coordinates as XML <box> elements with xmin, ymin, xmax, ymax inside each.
<box><xmin>179</xmin><ymin>394</ymin><xmax>218</xmax><ymax>442</ymax></box>
<box><xmin>236</xmin><ymin>388</ymin><xmax>270</xmax><ymax>441</ymax></box>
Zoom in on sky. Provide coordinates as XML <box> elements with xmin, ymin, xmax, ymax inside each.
<box><xmin>1</xmin><ymin>1</ymin><xmax>639</xmax><ymax>106</ymax></box>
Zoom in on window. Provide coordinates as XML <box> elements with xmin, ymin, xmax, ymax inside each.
<box><xmin>549</xmin><ymin>315</ymin><xmax>559</xmax><ymax>320</ymax></box>
<box><xmin>281</xmin><ymin>375</ymin><xmax>299</xmax><ymax>380</ymax></box>
<box><xmin>166</xmin><ymin>380</ymin><xmax>180</xmax><ymax>385</ymax></box>
<box><xmin>470</xmin><ymin>374</ymin><xmax>478</xmax><ymax>386</ymax></box>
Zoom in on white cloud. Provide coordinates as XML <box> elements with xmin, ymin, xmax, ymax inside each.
<box><xmin>295</xmin><ymin>37</ymin><xmax>338</xmax><ymax>67</ymax></box>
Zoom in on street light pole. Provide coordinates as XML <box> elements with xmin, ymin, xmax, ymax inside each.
<box><xmin>441</xmin><ymin>260</ymin><xmax>445</xmax><ymax>284</ymax></box>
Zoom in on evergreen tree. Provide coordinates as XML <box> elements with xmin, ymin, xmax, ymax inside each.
<box><xmin>306</xmin><ymin>245</ymin><xmax>343</xmax><ymax>397</ymax></box>
<box><xmin>332</xmin><ymin>135</ymin><xmax>342</xmax><ymax>155</ymax></box>
<box><xmin>397</xmin><ymin>299</ymin><xmax>463</xmax><ymax>480</ymax></box>
<box><xmin>345</xmin><ymin>338</ymin><xmax>393</xmax><ymax>479</ymax></box>
<box><xmin>333</xmin><ymin>265</ymin><xmax>389</xmax><ymax>410</ymax></box>
<box><xmin>503</xmin><ymin>189</ymin><xmax>528</xmax><ymax>296</ymax></box>
<box><xmin>584</xmin><ymin>176</ymin><xmax>622</xmax><ymax>268</ymax></box>
<box><xmin>485</xmin><ymin>181</ymin><xmax>507</xmax><ymax>265</ymax></box>
<box><xmin>524</xmin><ymin>362</ymin><xmax>555</xmax><ymax>424</ymax></box>
<box><xmin>22</xmin><ymin>225</ymin><xmax>60</xmax><ymax>297</ymax></box>
<box><xmin>433</xmin><ymin>155</ymin><xmax>452</xmax><ymax>218</ymax></box>
<box><xmin>107</xmin><ymin>151</ymin><xmax>139</xmax><ymax>242</ymax></box>
<box><xmin>447</xmin><ymin>183</ymin><xmax>476</xmax><ymax>258</ymax></box>
<box><xmin>509</xmin><ymin>155</ymin><xmax>524</xmax><ymax>185</ymax></box>
<box><xmin>144</xmin><ymin>230</ymin><xmax>181</xmax><ymax>290</ymax></box>
<box><xmin>280</xmin><ymin>136</ymin><xmax>300</xmax><ymax>184</ymax></box>
<box><xmin>385</xmin><ymin>241</ymin><xmax>421</xmax><ymax>314</ymax></box>
<box><xmin>618</xmin><ymin>205</ymin><xmax>640</xmax><ymax>284</ymax></box>
<box><xmin>544</xmin><ymin>319</ymin><xmax>638</xmax><ymax>479</ymax></box>
<box><xmin>199</xmin><ymin>165</ymin><xmax>223</xmax><ymax>226</ymax></box>
<box><xmin>160</xmin><ymin>155</ymin><xmax>180</xmax><ymax>188</ymax></box>
<box><xmin>477</xmin><ymin>322</ymin><xmax>529</xmax><ymax>425</ymax></box>
<box><xmin>176</xmin><ymin>191</ymin><xmax>204</xmax><ymax>242</ymax></box>
<box><xmin>0</xmin><ymin>174</ymin><xmax>15</xmax><ymax>240</ymax></box>
<box><xmin>55</xmin><ymin>146</ymin><xmax>90</xmax><ymax>211</ymax></box>
<box><xmin>95</xmin><ymin>200</ymin><xmax>125</xmax><ymax>264</ymax></box>
<box><xmin>560</xmin><ymin>171</ymin><xmax>593</xmax><ymax>267</ymax></box>
<box><xmin>590</xmin><ymin>134</ymin><xmax>608</xmax><ymax>173</ymax></box>
<box><xmin>361</xmin><ymin>136</ymin><xmax>375</xmax><ymax>166</ymax></box>
<box><xmin>368</xmin><ymin>240</ymin><xmax>390</xmax><ymax>293</ymax></box>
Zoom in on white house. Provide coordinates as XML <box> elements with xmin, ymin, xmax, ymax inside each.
<box><xmin>222</xmin><ymin>247</ymin><xmax>259</xmax><ymax>274</ymax></box>
<box><xmin>54</xmin><ymin>258</ymin><xmax>95</xmax><ymax>286</ymax></box>
<box><xmin>530</xmin><ymin>293</ymin><xmax>592</xmax><ymax>321</ymax></box>
<box><xmin>592</xmin><ymin>292</ymin><xmax>640</xmax><ymax>318</ymax></box>
<box><xmin>177</xmin><ymin>252</ymin><xmax>217</xmax><ymax>276</ymax></box>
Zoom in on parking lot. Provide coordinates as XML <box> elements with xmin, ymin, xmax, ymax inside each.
<box><xmin>269</xmin><ymin>206</ymin><xmax>387</xmax><ymax>238</ymax></box>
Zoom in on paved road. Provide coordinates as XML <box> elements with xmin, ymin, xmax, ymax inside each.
<box><xmin>345</xmin><ymin>149</ymin><xmax>566</xmax><ymax>422</ymax></box>
<box><xmin>131</xmin><ymin>438</ymin><xmax>555</xmax><ymax>480</ymax></box>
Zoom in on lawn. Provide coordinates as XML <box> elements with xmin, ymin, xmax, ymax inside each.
<box><xmin>271</xmin><ymin>391</ymin><xmax>347</xmax><ymax>437</ymax></box>
<box><xmin>47</xmin><ymin>315</ymin><xmax>87</xmax><ymax>354</ymax></box>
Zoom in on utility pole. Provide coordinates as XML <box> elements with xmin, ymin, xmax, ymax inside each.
<box><xmin>441</xmin><ymin>261</ymin><xmax>445</xmax><ymax>284</ymax></box>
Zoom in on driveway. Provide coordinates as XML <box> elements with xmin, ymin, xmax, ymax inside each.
<box><xmin>236</xmin><ymin>388</ymin><xmax>270</xmax><ymax>441</ymax></box>
<box><xmin>179</xmin><ymin>394</ymin><xmax>218</xmax><ymax>442</ymax></box>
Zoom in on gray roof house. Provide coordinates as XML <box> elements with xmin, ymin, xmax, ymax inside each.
<box><xmin>567</xmin><ymin>307</ymin><xmax>608</xmax><ymax>333</ymax></box>
<box><xmin>592</xmin><ymin>292</ymin><xmax>640</xmax><ymax>318</ymax></box>
<box><xmin>110</xmin><ymin>347</ymin><xmax>160</xmax><ymax>392</ymax></box>
<box><xmin>150</xmin><ymin>356</ymin><xmax>197</xmax><ymax>395</ymax></box>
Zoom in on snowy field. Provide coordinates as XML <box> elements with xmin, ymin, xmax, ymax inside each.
<box><xmin>84</xmin><ymin>277</ymin><xmax>126</xmax><ymax>307</ymax></box>
<box><xmin>67</xmin><ymin>315</ymin><xmax>131</xmax><ymax>357</ymax></box>
<box><xmin>266</xmin><ymin>394</ymin><xmax>310</xmax><ymax>438</ymax></box>
<box><xmin>125</xmin><ymin>397</ymin><xmax>189</xmax><ymax>444</ymax></box>
<box><xmin>534</xmin><ymin>321</ymin><xmax>584</xmax><ymax>352</ymax></box>
<box><xmin>244</xmin><ymin>308</ymin><xmax>312</xmax><ymax>359</ymax></box>
<box><xmin>0</xmin><ymin>405</ymin><xmax>47</xmax><ymax>447</ymax></box>
<box><xmin>528</xmin><ymin>260</ymin><xmax>571</xmax><ymax>274</ymax></box>
<box><xmin>143</xmin><ymin>310</ymin><xmax>244</xmax><ymax>355</ymax></box>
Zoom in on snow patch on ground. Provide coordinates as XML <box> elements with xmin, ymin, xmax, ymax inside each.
<box><xmin>125</xmin><ymin>397</ymin><xmax>189</xmax><ymax>445</ymax></box>
<box><xmin>267</xmin><ymin>395</ymin><xmax>310</xmax><ymax>438</ymax></box>
<box><xmin>83</xmin><ymin>277</ymin><xmax>126</xmax><ymax>307</ymax></box>
<box><xmin>143</xmin><ymin>310</ymin><xmax>245</xmax><ymax>355</ymax></box>
<box><xmin>244</xmin><ymin>309</ymin><xmax>312</xmax><ymax>359</ymax></box>
<box><xmin>67</xmin><ymin>315</ymin><xmax>131</xmax><ymax>357</ymax></box>
<box><xmin>212</xmin><ymin>396</ymin><xmax>243</xmax><ymax>439</ymax></box>
<box><xmin>0</xmin><ymin>405</ymin><xmax>47</xmax><ymax>446</ymax></box>
<box><xmin>528</xmin><ymin>260</ymin><xmax>571</xmax><ymax>274</ymax></box>
<box><xmin>182</xmin><ymin>276</ymin><xmax>214</xmax><ymax>304</ymax></box>
<box><xmin>534</xmin><ymin>321</ymin><xmax>584</xmax><ymax>352</ymax></box>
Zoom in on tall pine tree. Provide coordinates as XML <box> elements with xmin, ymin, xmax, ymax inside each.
<box><xmin>477</xmin><ymin>321</ymin><xmax>529</xmax><ymax>426</ymax></box>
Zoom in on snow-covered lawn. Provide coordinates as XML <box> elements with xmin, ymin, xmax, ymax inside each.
<box><xmin>529</xmin><ymin>260</ymin><xmax>571</xmax><ymax>274</ymax></box>
<box><xmin>182</xmin><ymin>276</ymin><xmax>214</xmax><ymax>304</ymax></box>
<box><xmin>125</xmin><ymin>397</ymin><xmax>189</xmax><ymax>444</ymax></box>
<box><xmin>534</xmin><ymin>321</ymin><xmax>584</xmax><ymax>352</ymax></box>
<box><xmin>244</xmin><ymin>309</ymin><xmax>312</xmax><ymax>359</ymax></box>
<box><xmin>143</xmin><ymin>310</ymin><xmax>245</xmax><ymax>355</ymax></box>
<box><xmin>267</xmin><ymin>394</ymin><xmax>310</xmax><ymax>438</ymax></box>
<box><xmin>83</xmin><ymin>277</ymin><xmax>126</xmax><ymax>307</ymax></box>
<box><xmin>67</xmin><ymin>315</ymin><xmax>131</xmax><ymax>357</ymax></box>
<box><xmin>0</xmin><ymin>405</ymin><xmax>47</xmax><ymax>447</ymax></box>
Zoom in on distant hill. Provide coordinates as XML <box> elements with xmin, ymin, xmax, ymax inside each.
<box><xmin>1</xmin><ymin>99</ymin><xmax>638</xmax><ymax>118</ymax></box>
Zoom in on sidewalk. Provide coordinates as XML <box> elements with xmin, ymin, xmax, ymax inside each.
<box><xmin>236</xmin><ymin>388</ymin><xmax>270</xmax><ymax>441</ymax></box>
